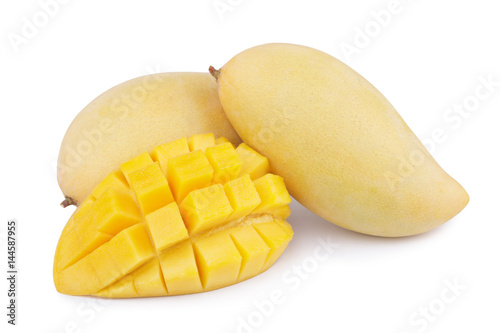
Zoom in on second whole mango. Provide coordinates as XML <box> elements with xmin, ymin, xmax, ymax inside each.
<box><xmin>209</xmin><ymin>43</ymin><xmax>469</xmax><ymax>237</ymax></box>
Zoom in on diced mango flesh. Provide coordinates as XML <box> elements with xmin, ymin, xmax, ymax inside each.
<box><xmin>159</xmin><ymin>240</ymin><xmax>203</xmax><ymax>295</ymax></box>
<box><xmin>188</xmin><ymin>133</ymin><xmax>215</xmax><ymax>152</ymax></box>
<box><xmin>179</xmin><ymin>184</ymin><xmax>233</xmax><ymax>234</ymax></box>
<box><xmin>91</xmin><ymin>188</ymin><xmax>142</xmax><ymax>235</ymax></box>
<box><xmin>151</xmin><ymin>137</ymin><xmax>190</xmax><ymax>175</ymax></box>
<box><xmin>205</xmin><ymin>142</ymin><xmax>242</xmax><ymax>184</ymax></box>
<box><xmin>120</xmin><ymin>152</ymin><xmax>154</xmax><ymax>183</ymax></box>
<box><xmin>193</xmin><ymin>233</ymin><xmax>242</xmax><ymax>290</ymax></box>
<box><xmin>229</xmin><ymin>225</ymin><xmax>270</xmax><ymax>281</ymax></box>
<box><xmin>54</xmin><ymin>134</ymin><xmax>293</xmax><ymax>298</ymax></box>
<box><xmin>145</xmin><ymin>202</ymin><xmax>189</xmax><ymax>252</ymax></box>
<box><xmin>253</xmin><ymin>219</ymin><xmax>294</xmax><ymax>271</ymax></box>
<box><xmin>236</xmin><ymin>143</ymin><xmax>271</xmax><ymax>180</ymax></box>
<box><xmin>59</xmin><ymin>197</ymin><xmax>95</xmax><ymax>238</ymax></box>
<box><xmin>269</xmin><ymin>205</ymin><xmax>292</xmax><ymax>220</ymax></box>
<box><xmin>128</xmin><ymin>162</ymin><xmax>174</xmax><ymax>215</ymax></box>
<box><xmin>253</xmin><ymin>174</ymin><xmax>292</xmax><ymax>213</ymax></box>
<box><xmin>215</xmin><ymin>137</ymin><xmax>231</xmax><ymax>145</ymax></box>
<box><xmin>224</xmin><ymin>175</ymin><xmax>262</xmax><ymax>221</ymax></box>
<box><xmin>133</xmin><ymin>260</ymin><xmax>168</xmax><ymax>297</ymax></box>
<box><xmin>90</xmin><ymin>170</ymin><xmax>129</xmax><ymax>200</ymax></box>
<box><xmin>167</xmin><ymin>150</ymin><xmax>214</xmax><ymax>202</ymax></box>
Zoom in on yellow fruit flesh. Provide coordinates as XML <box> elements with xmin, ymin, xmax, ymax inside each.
<box><xmin>54</xmin><ymin>134</ymin><xmax>293</xmax><ymax>298</ymax></box>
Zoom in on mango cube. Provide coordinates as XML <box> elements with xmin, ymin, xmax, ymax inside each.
<box><xmin>253</xmin><ymin>220</ymin><xmax>293</xmax><ymax>271</ymax></box>
<box><xmin>205</xmin><ymin>142</ymin><xmax>243</xmax><ymax>184</ymax></box>
<box><xmin>105</xmin><ymin>223</ymin><xmax>155</xmax><ymax>275</ymax></box>
<box><xmin>188</xmin><ymin>133</ymin><xmax>215</xmax><ymax>152</ymax></box>
<box><xmin>90</xmin><ymin>170</ymin><xmax>128</xmax><ymax>200</ymax></box>
<box><xmin>57</xmin><ymin>227</ymin><xmax>112</xmax><ymax>272</ymax></box>
<box><xmin>193</xmin><ymin>233</ymin><xmax>242</xmax><ymax>290</ymax></box>
<box><xmin>179</xmin><ymin>184</ymin><xmax>233</xmax><ymax>234</ymax></box>
<box><xmin>92</xmin><ymin>188</ymin><xmax>142</xmax><ymax>235</ymax></box>
<box><xmin>128</xmin><ymin>162</ymin><xmax>174</xmax><ymax>215</ymax></box>
<box><xmin>120</xmin><ymin>152</ymin><xmax>154</xmax><ymax>183</ymax></box>
<box><xmin>145</xmin><ymin>202</ymin><xmax>189</xmax><ymax>252</ymax></box>
<box><xmin>159</xmin><ymin>241</ymin><xmax>203</xmax><ymax>295</ymax></box>
<box><xmin>151</xmin><ymin>138</ymin><xmax>190</xmax><ymax>175</ymax></box>
<box><xmin>56</xmin><ymin>255</ymin><xmax>102</xmax><ymax>295</ymax></box>
<box><xmin>57</xmin><ymin>224</ymin><xmax>155</xmax><ymax>295</ymax></box>
<box><xmin>229</xmin><ymin>225</ymin><xmax>271</xmax><ymax>281</ymax></box>
<box><xmin>60</xmin><ymin>197</ymin><xmax>95</xmax><ymax>238</ymax></box>
<box><xmin>253</xmin><ymin>174</ymin><xmax>291</xmax><ymax>213</ymax></box>
<box><xmin>133</xmin><ymin>260</ymin><xmax>168</xmax><ymax>297</ymax></box>
<box><xmin>269</xmin><ymin>205</ymin><xmax>292</xmax><ymax>219</ymax></box>
<box><xmin>215</xmin><ymin>137</ymin><xmax>231</xmax><ymax>145</ymax></box>
<box><xmin>99</xmin><ymin>252</ymin><xmax>169</xmax><ymax>298</ymax></box>
<box><xmin>223</xmin><ymin>175</ymin><xmax>261</xmax><ymax>221</ymax></box>
<box><xmin>167</xmin><ymin>151</ymin><xmax>213</xmax><ymax>202</ymax></box>
<box><xmin>96</xmin><ymin>275</ymin><xmax>136</xmax><ymax>298</ymax></box>
<box><xmin>236</xmin><ymin>143</ymin><xmax>271</xmax><ymax>180</ymax></box>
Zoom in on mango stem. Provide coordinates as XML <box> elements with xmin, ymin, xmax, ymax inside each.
<box><xmin>60</xmin><ymin>196</ymin><xmax>77</xmax><ymax>208</ymax></box>
<box><xmin>209</xmin><ymin>66</ymin><xmax>220</xmax><ymax>80</ymax></box>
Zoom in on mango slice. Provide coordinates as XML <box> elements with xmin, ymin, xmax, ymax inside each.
<box><xmin>54</xmin><ymin>134</ymin><xmax>293</xmax><ymax>298</ymax></box>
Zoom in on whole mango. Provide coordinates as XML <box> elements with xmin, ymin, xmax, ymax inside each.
<box><xmin>58</xmin><ymin>73</ymin><xmax>241</xmax><ymax>207</ymax></box>
<box><xmin>209</xmin><ymin>43</ymin><xmax>468</xmax><ymax>237</ymax></box>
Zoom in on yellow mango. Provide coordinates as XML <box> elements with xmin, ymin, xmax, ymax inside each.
<box><xmin>210</xmin><ymin>43</ymin><xmax>469</xmax><ymax>237</ymax></box>
<box><xmin>57</xmin><ymin>73</ymin><xmax>241</xmax><ymax>207</ymax></box>
<box><xmin>54</xmin><ymin>134</ymin><xmax>293</xmax><ymax>298</ymax></box>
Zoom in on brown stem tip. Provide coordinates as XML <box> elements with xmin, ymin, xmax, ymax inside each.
<box><xmin>209</xmin><ymin>66</ymin><xmax>220</xmax><ymax>80</ymax></box>
<box><xmin>60</xmin><ymin>196</ymin><xmax>77</xmax><ymax>208</ymax></box>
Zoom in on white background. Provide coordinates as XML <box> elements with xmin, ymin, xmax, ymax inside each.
<box><xmin>1</xmin><ymin>0</ymin><xmax>499</xmax><ymax>332</ymax></box>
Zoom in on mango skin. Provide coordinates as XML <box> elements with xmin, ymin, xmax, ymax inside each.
<box><xmin>58</xmin><ymin>72</ymin><xmax>241</xmax><ymax>205</ymax></box>
<box><xmin>212</xmin><ymin>43</ymin><xmax>469</xmax><ymax>237</ymax></box>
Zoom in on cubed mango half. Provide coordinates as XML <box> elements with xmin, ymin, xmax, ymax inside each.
<box><xmin>54</xmin><ymin>134</ymin><xmax>293</xmax><ymax>298</ymax></box>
